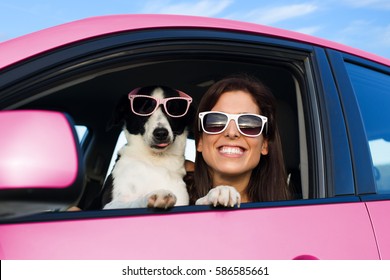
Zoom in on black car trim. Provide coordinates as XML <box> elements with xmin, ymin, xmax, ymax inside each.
<box><xmin>326</xmin><ymin>49</ymin><xmax>377</xmax><ymax>195</ymax></box>
<box><xmin>1</xmin><ymin>196</ymin><xmax>362</xmax><ymax>225</ymax></box>
<box><xmin>311</xmin><ymin>48</ymin><xmax>355</xmax><ymax>197</ymax></box>
<box><xmin>0</xmin><ymin>28</ymin><xmax>311</xmax><ymax>94</ymax></box>
<box><xmin>360</xmin><ymin>194</ymin><xmax>390</xmax><ymax>202</ymax></box>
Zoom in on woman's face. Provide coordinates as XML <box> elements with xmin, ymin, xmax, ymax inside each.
<box><xmin>197</xmin><ymin>90</ymin><xmax>269</xmax><ymax>184</ymax></box>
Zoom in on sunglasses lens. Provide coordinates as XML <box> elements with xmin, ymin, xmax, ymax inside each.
<box><xmin>132</xmin><ymin>96</ymin><xmax>157</xmax><ymax>115</ymax></box>
<box><xmin>203</xmin><ymin>112</ymin><xmax>228</xmax><ymax>133</ymax></box>
<box><xmin>165</xmin><ymin>99</ymin><xmax>189</xmax><ymax>116</ymax></box>
<box><xmin>201</xmin><ymin>112</ymin><xmax>265</xmax><ymax>136</ymax></box>
<box><xmin>238</xmin><ymin>115</ymin><xmax>263</xmax><ymax>136</ymax></box>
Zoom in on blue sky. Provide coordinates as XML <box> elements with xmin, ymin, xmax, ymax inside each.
<box><xmin>0</xmin><ymin>0</ymin><xmax>389</xmax><ymax>58</ymax></box>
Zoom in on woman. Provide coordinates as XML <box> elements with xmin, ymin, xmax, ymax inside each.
<box><xmin>189</xmin><ymin>74</ymin><xmax>291</xmax><ymax>206</ymax></box>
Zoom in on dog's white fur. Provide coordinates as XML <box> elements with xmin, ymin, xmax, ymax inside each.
<box><xmin>103</xmin><ymin>88</ymin><xmax>189</xmax><ymax>209</ymax></box>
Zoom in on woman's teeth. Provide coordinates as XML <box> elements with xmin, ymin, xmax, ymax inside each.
<box><xmin>219</xmin><ymin>146</ymin><xmax>244</xmax><ymax>155</ymax></box>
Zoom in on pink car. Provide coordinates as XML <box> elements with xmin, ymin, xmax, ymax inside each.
<box><xmin>0</xmin><ymin>14</ymin><xmax>389</xmax><ymax>259</ymax></box>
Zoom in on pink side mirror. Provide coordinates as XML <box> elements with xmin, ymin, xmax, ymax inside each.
<box><xmin>0</xmin><ymin>110</ymin><xmax>84</xmax><ymax>218</ymax></box>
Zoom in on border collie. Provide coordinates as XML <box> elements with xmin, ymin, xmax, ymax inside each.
<box><xmin>102</xmin><ymin>86</ymin><xmax>194</xmax><ymax>209</ymax></box>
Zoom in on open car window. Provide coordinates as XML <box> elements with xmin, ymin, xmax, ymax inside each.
<box><xmin>1</xmin><ymin>28</ymin><xmax>319</xmax><ymax>216</ymax></box>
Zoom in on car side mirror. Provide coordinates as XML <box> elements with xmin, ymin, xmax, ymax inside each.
<box><xmin>0</xmin><ymin>110</ymin><xmax>84</xmax><ymax>219</ymax></box>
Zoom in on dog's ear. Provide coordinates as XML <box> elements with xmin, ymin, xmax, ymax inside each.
<box><xmin>106</xmin><ymin>95</ymin><xmax>129</xmax><ymax>131</ymax></box>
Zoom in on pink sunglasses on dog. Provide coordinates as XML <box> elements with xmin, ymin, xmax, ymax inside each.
<box><xmin>128</xmin><ymin>88</ymin><xmax>192</xmax><ymax>117</ymax></box>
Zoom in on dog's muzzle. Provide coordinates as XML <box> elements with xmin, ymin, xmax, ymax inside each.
<box><xmin>152</xmin><ymin>127</ymin><xmax>172</xmax><ymax>149</ymax></box>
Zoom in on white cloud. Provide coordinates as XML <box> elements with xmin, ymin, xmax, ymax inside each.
<box><xmin>339</xmin><ymin>20</ymin><xmax>390</xmax><ymax>46</ymax></box>
<box><xmin>343</xmin><ymin>0</ymin><xmax>390</xmax><ymax>9</ymax></box>
<box><xmin>141</xmin><ymin>0</ymin><xmax>233</xmax><ymax>17</ymax></box>
<box><xmin>341</xmin><ymin>19</ymin><xmax>372</xmax><ymax>34</ymax></box>
<box><xmin>293</xmin><ymin>25</ymin><xmax>322</xmax><ymax>35</ymax></box>
<box><xmin>382</xmin><ymin>25</ymin><xmax>390</xmax><ymax>46</ymax></box>
<box><xmin>246</xmin><ymin>3</ymin><xmax>318</xmax><ymax>25</ymax></box>
<box><xmin>332</xmin><ymin>20</ymin><xmax>390</xmax><ymax>57</ymax></box>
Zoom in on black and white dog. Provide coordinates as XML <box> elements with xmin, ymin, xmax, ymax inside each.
<box><xmin>102</xmin><ymin>86</ymin><xmax>194</xmax><ymax>209</ymax></box>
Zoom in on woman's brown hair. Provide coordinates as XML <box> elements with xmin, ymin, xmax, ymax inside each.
<box><xmin>188</xmin><ymin>74</ymin><xmax>291</xmax><ymax>204</ymax></box>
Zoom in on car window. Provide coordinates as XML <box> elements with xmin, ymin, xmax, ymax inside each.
<box><xmin>2</xmin><ymin>29</ymin><xmax>313</xmax><ymax>211</ymax></box>
<box><xmin>345</xmin><ymin>63</ymin><xmax>390</xmax><ymax>194</ymax></box>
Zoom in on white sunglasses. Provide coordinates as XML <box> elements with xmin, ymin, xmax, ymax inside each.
<box><xmin>199</xmin><ymin>111</ymin><xmax>268</xmax><ymax>137</ymax></box>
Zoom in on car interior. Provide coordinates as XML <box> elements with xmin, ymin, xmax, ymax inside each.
<box><xmin>4</xmin><ymin>42</ymin><xmax>312</xmax><ymax>211</ymax></box>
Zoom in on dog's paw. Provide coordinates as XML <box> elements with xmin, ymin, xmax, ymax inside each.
<box><xmin>195</xmin><ymin>185</ymin><xmax>241</xmax><ymax>207</ymax></box>
<box><xmin>147</xmin><ymin>189</ymin><xmax>177</xmax><ymax>209</ymax></box>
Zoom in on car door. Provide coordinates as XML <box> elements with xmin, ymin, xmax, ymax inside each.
<box><xmin>0</xmin><ymin>199</ymin><xmax>378</xmax><ymax>259</ymax></box>
<box><xmin>0</xmin><ymin>16</ymin><xmax>382</xmax><ymax>259</ymax></box>
<box><xmin>329</xmin><ymin>53</ymin><xmax>390</xmax><ymax>259</ymax></box>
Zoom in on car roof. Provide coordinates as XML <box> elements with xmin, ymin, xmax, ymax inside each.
<box><xmin>0</xmin><ymin>14</ymin><xmax>389</xmax><ymax>69</ymax></box>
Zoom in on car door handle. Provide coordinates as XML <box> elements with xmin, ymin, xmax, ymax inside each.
<box><xmin>293</xmin><ymin>255</ymin><xmax>319</xmax><ymax>260</ymax></box>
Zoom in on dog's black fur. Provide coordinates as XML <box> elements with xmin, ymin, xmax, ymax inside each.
<box><xmin>88</xmin><ymin>86</ymin><xmax>194</xmax><ymax>209</ymax></box>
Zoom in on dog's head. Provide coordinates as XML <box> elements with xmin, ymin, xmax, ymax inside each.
<box><xmin>111</xmin><ymin>86</ymin><xmax>195</xmax><ymax>152</ymax></box>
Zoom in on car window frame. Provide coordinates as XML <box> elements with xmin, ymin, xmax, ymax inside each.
<box><xmin>327</xmin><ymin>49</ymin><xmax>390</xmax><ymax>196</ymax></box>
<box><xmin>0</xmin><ymin>28</ymin><xmax>364</xmax><ymax>222</ymax></box>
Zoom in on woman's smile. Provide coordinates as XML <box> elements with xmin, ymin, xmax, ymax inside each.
<box><xmin>218</xmin><ymin>145</ymin><xmax>245</xmax><ymax>157</ymax></box>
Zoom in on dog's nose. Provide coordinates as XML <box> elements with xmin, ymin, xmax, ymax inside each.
<box><xmin>153</xmin><ymin>127</ymin><xmax>169</xmax><ymax>141</ymax></box>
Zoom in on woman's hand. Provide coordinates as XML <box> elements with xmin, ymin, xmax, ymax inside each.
<box><xmin>195</xmin><ymin>185</ymin><xmax>241</xmax><ymax>207</ymax></box>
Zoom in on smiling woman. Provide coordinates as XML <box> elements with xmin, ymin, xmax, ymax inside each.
<box><xmin>190</xmin><ymin>75</ymin><xmax>292</xmax><ymax>206</ymax></box>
